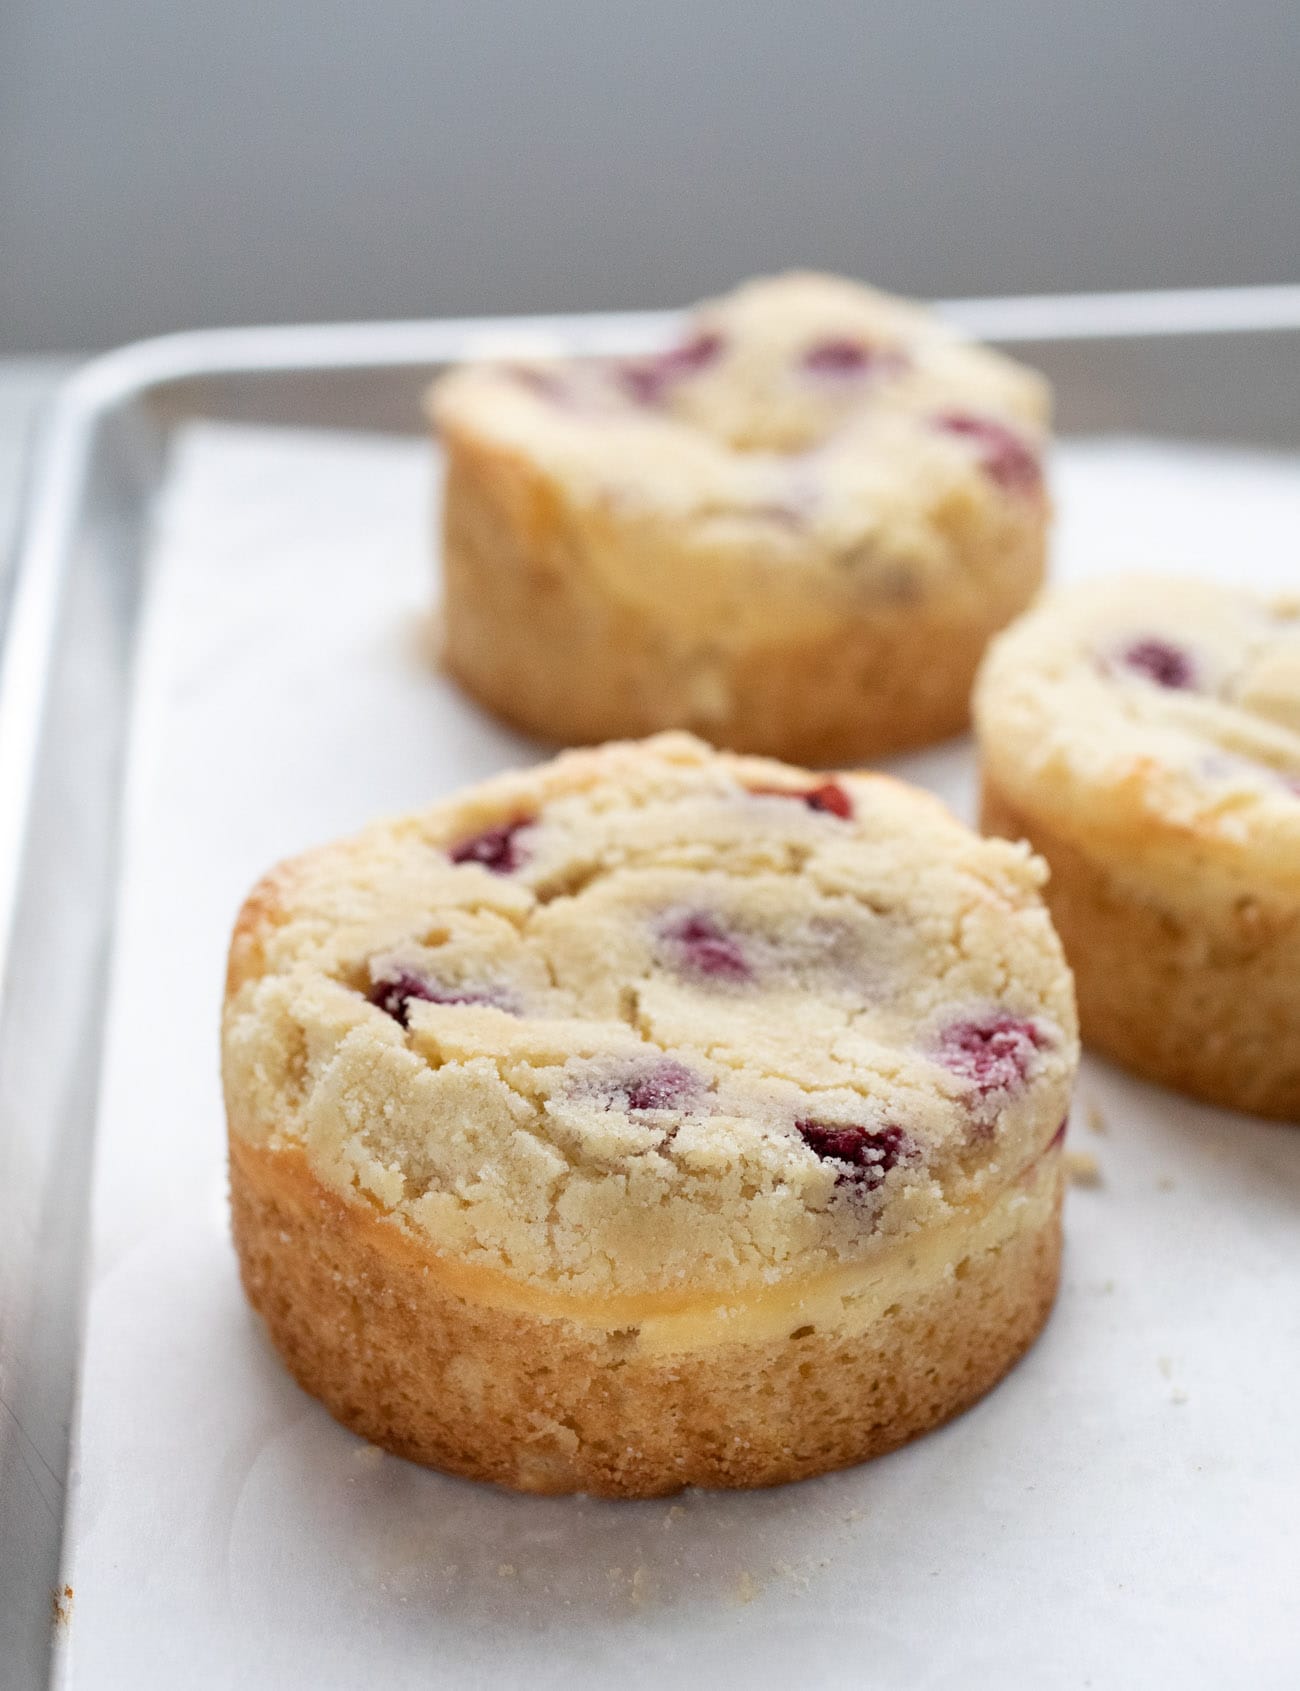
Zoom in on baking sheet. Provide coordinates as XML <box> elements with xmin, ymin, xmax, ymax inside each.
<box><xmin>54</xmin><ymin>422</ymin><xmax>1300</xmax><ymax>1689</ymax></box>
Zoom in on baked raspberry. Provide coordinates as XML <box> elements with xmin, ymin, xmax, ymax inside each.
<box><xmin>796</xmin><ymin>1120</ymin><xmax>912</xmax><ymax>1189</ymax></box>
<box><xmin>448</xmin><ymin>817</ymin><xmax>532</xmax><ymax>873</ymax></box>
<box><xmin>751</xmin><ymin>780</ymin><xmax>853</xmax><ymax>820</ymax></box>
<box><xmin>617</xmin><ymin>332</ymin><xmax>724</xmax><ymax>406</ymax></box>
<box><xmin>933</xmin><ymin>412</ymin><xmax>1041</xmax><ymax>493</ymax></box>
<box><xmin>369</xmin><ymin>971</ymin><xmax>517</xmax><ymax>1028</ymax></box>
<box><xmin>801</xmin><ymin>338</ymin><xmax>906</xmax><ymax>379</ymax></box>
<box><xmin>804</xmin><ymin>781</ymin><xmax>853</xmax><ymax>819</ymax></box>
<box><xmin>1115</xmin><ymin>637</ymin><xmax>1197</xmax><ymax>691</ymax></box>
<box><xmin>938</xmin><ymin>1012</ymin><xmax>1046</xmax><ymax>1095</ymax></box>
<box><xmin>658</xmin><ymin>910</ymin><xmax>752</xmax><ymax>983</ymax></box>
<box><xmin>608</xmin><ymin>1057</ymin><xmax>702</xmax><ymax>1113</ymax></box>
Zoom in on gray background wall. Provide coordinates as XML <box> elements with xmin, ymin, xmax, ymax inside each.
<box><xmin>2</xmin><ymin>0</ymin><xmax>1298</xmax><ymax>353</ymax></box>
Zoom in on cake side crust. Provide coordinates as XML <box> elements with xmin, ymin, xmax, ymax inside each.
<box><xmin>230</xmin><ymin>1132</ymin><xmax>1064</xmax><ymax>1497</ymax></box>
<box><xmin>981</xmin><ymin>777</ymin><xmax>1300</xmax><ymax>1119</ymax></box>
<box><xmin>440</xmin><ymin>430</ymin><xmax>1044</xmax><ymax>763</ymax></box>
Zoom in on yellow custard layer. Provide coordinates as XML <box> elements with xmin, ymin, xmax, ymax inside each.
<box><xmin>383</xmin><ymin>1144</ymin><xmax>1064</xmax><ymax>1358</ymax></box>
<box><xmin>634</xmin><ymin>1152</ymin><xmax>1060</xmax><ymax>1356</ymax></box>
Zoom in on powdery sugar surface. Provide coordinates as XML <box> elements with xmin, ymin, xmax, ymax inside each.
<box><xmin>57</xmin><ymin>425</ymin><xmax>1300</xmax><ymax>1690</ymax></box>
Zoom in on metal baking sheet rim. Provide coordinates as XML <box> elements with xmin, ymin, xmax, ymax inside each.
<box><xmin>2</xmin><ymin>282</ymin><xmax>1300</xmax><ymax>1684</ymax></box>
<box><xmin>8</xmin><ymin>276</ymin><xmax>1300</xmax><ymax>956</ymax></box>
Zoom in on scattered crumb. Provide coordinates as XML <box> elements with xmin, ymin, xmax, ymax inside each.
<box><xmin>1157</xmin><ymin>1176</ymin><xmax>1176</xmax><ymax>1192</ymax></box>
<box><xmin>1100</xmin><ymin>1279</ymin><xmax>1116</xmax><ymax>1294</ymax></box>
<box><xmin>51</xmin><ymin>1585</ymin><xmax>73</xmax><ymax>1629</ymax></box>
<box><xmin>631</xmin><ymin>1566</ymin><xmax>652</xmax><ymax>1607</ymax></box>
<box><xmin>664</xmin><ymin>1504</ymin><xmax>686</xmax><ymax>1528</ymax></box>
<box><xmin>1158</xmin><ymin>1358</ymin><xmax>1187</xmax><ymax>1403</ymax></box>
<box><xmin>354</xmin><ymin>1442</ymin><xmax>384</xmax><ymax>1469</ymax></box>
<box><xmin>1086</xmin><ymin>1100</ymin><xmax>1108</xmax><ymax>1136</ymax></box>
<box><xmin>1066</xmin><ymin>1149</ymin><xmax>1102</xmax><ymax>1186</ymax></box>
<box><xmin>497</xmin><ymin>1564</ymin><xmax>516</xmax><ymax>1578</ymax></box>
<box><xmin>842</xmin><ymin>1508</ymin><xmax>864</xmax><ymax>1524</ymax></box>
<box><xmin>734</xmin><ymin>1571</ymin><xmax>760</xmax><ymax>1606</ymax></box>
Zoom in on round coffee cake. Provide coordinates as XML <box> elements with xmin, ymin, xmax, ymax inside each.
<box><xmin>431</xmin><ymin>272</ymin><xmax>1051</xmax><ymax>763</ymax></box>
<box><xmin>225</xmin><ymin>734</ymin><xmax>1078</xmax><ymax>1495</ymax></box>
<box><xmin>976</xmin><ymin>572</ymin><xmax>1300</xmax><ymax>1118</ymax></box>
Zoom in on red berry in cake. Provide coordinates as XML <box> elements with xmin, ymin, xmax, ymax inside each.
<box><xmin>796</xmin><ymin>1120</ymin><xmax>912</xmax><ymax>1189</ymax></box>
<box><xmin>614</xmin><ymin>1058</ymin><xmax>702</xmax><ymax>1113</ymax></box>
<box><xmin>1115</xmin><ymin>637</ymin><xmax>1197</xmax><ymax>691</ymax></box>
<box><xmin>932</xmin><ymin>411</ymin><xmax>1041</xmax><ymax>493</ymax></box>
<box><xmin>750</xmin><ymin>781</ymin><xmax>853</xmax><ymax>819</ymax></box>
<box><xmin>658</xmin><ymin>910</ymin><xmax>752</xmax><ymax>984</ymax></box>
<box><xmin>801</xmin><ymin>338</ymin><xmax>907</xmax><ymax>380</ymax></box>
<box><xmin>618</xmin><ymin>332</ymin><xmax>725</xmax><ymax>406</ymax></box>
<box><xmin>448</xmin><ymin>817</ymin><xmax>532</xmax><ymax>873</ymax></box>
<box><xmin>938</xmin><ymin>1011</ymin><xmax>1047</xmax><ymax>1095</ymax></box>
<box><xmin>369</xmin><ymin>971</ymin><xmax>518</xmax><ymax>1027</ymax></box>
<box><xmin>804</xmin><ymin>781</ymin><xmax>853</xmax><ymax>819</ymax></box>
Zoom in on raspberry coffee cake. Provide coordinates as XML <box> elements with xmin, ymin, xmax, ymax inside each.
<box><xmin>224</xmin><ymin>735</ymin><xmax>1078</xmax><ymax>1495</ymax></box>
<box><xmin>430</xmin><ymin>273</ymin><xmax>1051</xmax><ymax>763</ymax></box>
<box><xmin>976</xmin><ymin>573</ymin><xmax>1300</xmax><ymax>1118</ymax></box>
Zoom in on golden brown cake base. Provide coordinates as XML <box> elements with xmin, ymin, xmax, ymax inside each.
<box><xmin>230</xmin><ymin>1135</ymin><xmax>1063</xmax><ymax>1498</ymax></box>
<box><xmin>440</xmin><ymin>437</ymin><xmax>1043</xmax><ymax>766</ymax></box>
<box><xmin>981</xmin><ymin>780</ymin><xmax>1300</xmax><ymax>1120</ymax></box>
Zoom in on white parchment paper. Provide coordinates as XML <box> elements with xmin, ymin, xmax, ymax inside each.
<box><xmin>55</xmin><ymin>426</ymin><xmax>1300</xmax><ymax>1689</ymax></box>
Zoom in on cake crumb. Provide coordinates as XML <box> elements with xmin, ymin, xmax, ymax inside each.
<box><xmin>497</xmin><ymin>1563</ymin><xmax>516</xmax><ymax>1578</ymax></box>
<box><xmin>1086</xmin><ymin>1100</ymin><xmax>1108</xmax><ymax>1135</ymax></box>
<box><xmin>734</xmin><ymin>1571</ymin><xmax>760</xmax><ymax>1606</ymax></box>
<box><xmin>1157</xmin><ymin>1176</ymin><xmax>1176</xmax><ymax>1192</ymax></box>
<box><xmin>1157</xmin><ymin>1356</ymin><xmax>1173</xmax><ymax>1379</ymax></box>
<box><xmin>51</xmin><ymin>1585</ymin><xmax>73</xmax><ymax>1629</ymax></box>
<box><xmin>1171</xmin><ymin>1387</ymin><xmax>1189</xmax><ymax>1406</ymax></box>
<box><xmin>1066</xmin><ymin>1150</ymin><xmax>1102</xmax><ymax>1186</ymax></box>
